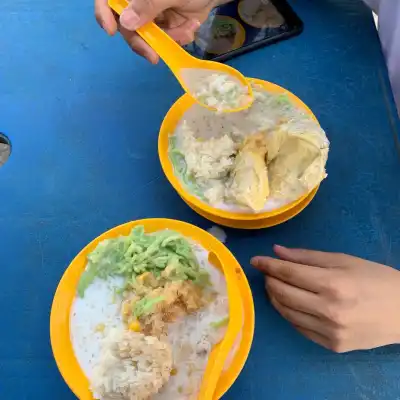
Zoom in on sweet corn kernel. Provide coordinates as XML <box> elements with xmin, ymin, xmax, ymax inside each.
<box><xmin>128</xmin><ymin>320</ymin><xmax>141</xmax><ymax>332</ymax></box>
<box><xmin>95</xmin><ymin>323</ymin><xmax>105</xmax><ymax>333</ymax></box>
<box><xmin>137</xmin><ymin>272</ymin><xmax>150</xmax><ymax>283</ymax></box>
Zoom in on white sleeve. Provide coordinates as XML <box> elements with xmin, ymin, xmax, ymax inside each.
<box><xmin>362</xmin><ymin>0</ymin><xmax>380</xmax><ymax>13</ymax></box>
<box><xmin>372</xmin><ymin>0</ymin><xmax>400</xmax><ymax>113</ymax></box>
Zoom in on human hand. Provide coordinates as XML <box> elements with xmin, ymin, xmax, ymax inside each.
<box><xmin>95</xmin><ymin>0</ymin><xmax>221</xmax><ymax>64</ymax></box>
<box><xmin>251</xmin><ymin>246</ymin><xmax>400</xmax><ymax>353</ymax></box>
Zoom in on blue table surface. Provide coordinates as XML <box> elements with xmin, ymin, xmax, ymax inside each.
<box><xmin>1</xmin><ymin>0</ymin><xmax>400</xmax><ymax>398</ymax></box>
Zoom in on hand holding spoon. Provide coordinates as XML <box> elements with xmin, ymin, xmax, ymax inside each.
<box><xmin>109</xmin><ymin>0</ymin><xmax>254</xmax><ymax>113</ymax></box>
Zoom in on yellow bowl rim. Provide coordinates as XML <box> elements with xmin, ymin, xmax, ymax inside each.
<box><xmin>49</xmin><ymin>218</ymin><xmax>255</xmax><ymax>400</ymax></box>
<box><xmin>158</xmin><ymin>77</ymin><xmax>320</xmax><ymax>221</ymax></box>
<box><xmin>182</xmin><ymin>184</ymin><xmax>319</xmax><ymax>229</ymax></box>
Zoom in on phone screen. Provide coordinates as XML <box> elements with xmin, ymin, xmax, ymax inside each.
<box><xmin>183</xmin><ymin>0</ymin><xmax>303</xmax><ymax>62</ymax></box>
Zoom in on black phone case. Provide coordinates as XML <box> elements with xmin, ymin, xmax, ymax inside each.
<box><xmin>184</xmin><ymin>0</ymin><xmax>303</xmax><ymax>63</ymax></box>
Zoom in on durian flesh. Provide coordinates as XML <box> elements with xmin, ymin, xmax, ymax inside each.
<box><xmin>228</xmin><ymin>134</ymin><xmax>270</xmax><ymax>212</ymax></box>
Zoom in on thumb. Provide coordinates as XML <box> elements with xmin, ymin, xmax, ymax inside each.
<box><xmin>120</xmin><ymin>0</ymin><xmax>167</xmax><ymax>30</ymax></box>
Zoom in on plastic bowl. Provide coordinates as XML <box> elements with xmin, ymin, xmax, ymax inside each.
<box><xmin>158</xmin><ymin>78</ymin><xmax>321</xmax><ymax>229</ymax></box>
<box><xmin>50</xmin><ymin>218</ymin><xmax>255</xmax><ymax>400</ymax></box>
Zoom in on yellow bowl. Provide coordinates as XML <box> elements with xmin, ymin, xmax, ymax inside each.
<box><xmin>158</xmin><ymin>78</ymin><xmax>321</xmax><ymax>229</ymax></box>
<box><xmin>50</xmin><ymin>218</ymin><xmax>255</xmax><ymax>400</ymax></box>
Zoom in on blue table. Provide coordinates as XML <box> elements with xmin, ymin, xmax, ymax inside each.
<box><xmin>1</xmin><ymin>0</ymin><xmax>400</xmax><ymax>399</ymax></box>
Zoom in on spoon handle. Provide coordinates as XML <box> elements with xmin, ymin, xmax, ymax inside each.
<box><xmin>108</xmin><ymin>0</ymin><xmax>190</xmax><ymax>72</ymax></box>
<box><xmin>199</xmin><ymin>252</ymin><xmax>244</xmax><ymax>400</ymax></box>
<box><xmin>137</xmin><ymin>22</ymin><xmax>190</xmax><ymax>72</ymax></box>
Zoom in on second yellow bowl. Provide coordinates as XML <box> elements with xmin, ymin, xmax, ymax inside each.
<box><xmin>50</xmin><ymin>218</ymin><xmax>255</xmax><ymax>399</ymax></box>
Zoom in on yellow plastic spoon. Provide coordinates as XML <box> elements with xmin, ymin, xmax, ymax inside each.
<box><xmin>108</xmin><ymin>0</ymin><xmax>254</xmax><ymax>113</ymax></box>
<box><xmin>198</xmin><ymin>251</ymin><xmax>244</xmax><ymax>400</ymax></box>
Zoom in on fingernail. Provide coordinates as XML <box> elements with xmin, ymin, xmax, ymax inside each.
<box><xmin>120</xmin><ymin>9</ymin><xmax>140</xmax><ymax>30</ymax></box>
<box><xmin>274</xmin><ymin>244</ymin><xmax>287</xmax><ymax>251</ymax></box>
<box><xmin>150</xmin><ymin>55</ymin><xmax>160</xmax><ymax>65</ymax></box>
<box><xmin>250</xmin><ymin>257</ymin><xmax>260</xmax><ymax>267</ymax></box>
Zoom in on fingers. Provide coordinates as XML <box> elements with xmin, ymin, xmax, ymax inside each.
<box><xmin>271</xmin><ymin>296</ymin><xmax>323</xmax><ymax>334</ymax></box>
<box><xmin>266</xmin><ymin>277</ymin><xmax>322</xmax><ymax>316</ymax></box>
<box><xmin>273</xmin><ymin>294</ymin><xmax>333</xmax><ymax>349</ymax></box>
<box><xmin>120</xmin><ymin>15</ymin><xmax>199</xmax><ymax>63</ymax></box>
<box><xmin>119</xmin><ymin>18</ymin><xmax>199</xmax><ymax>63</ymax></box>
<box><xmin>120</xmin><ymin>0</ymin><xmax>165</xmax><ymax>30</ymax></box>
<box><xmin>95</xmin><ymin>0</ymin><xmax>118</xmax><ymax>35</ymax></box>
<box><xmin>273</xmin><ymin>245</ymin><xmax>348</xmax><ymax>268</ymax></box>
<box><xmin>119</xmin><ymin>27</ymin><xmax>160</xmax><ymax>64</ymax></box>
<box><xmin>294</xmin><ymin>326</ymin><xmax>331</xmax><ymax>350</ymax></box>
<box><xmin>164</xmin><ymin>19</ymin><xmax>200</xmax><ymax>45</ymax></box>
<box><xmin>251</xmin><ymin>256</ymin><xmax>327</xmax><ymax>292</ymax></box>
<box><xmin>118</xmin><ymin>0</ymin><xmax>201</xmax><ymax>62</ymax></box>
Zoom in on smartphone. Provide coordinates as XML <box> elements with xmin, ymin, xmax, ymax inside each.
<box><xmin>183</xmin><ymin>0</ymin><xmax>303</xmax><ymax>62</ymax></box>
